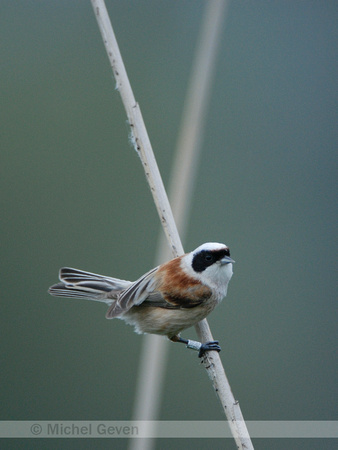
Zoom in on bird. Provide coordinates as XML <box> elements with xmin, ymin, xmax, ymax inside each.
<box><xmin>48</xmin><ymin>242</ymin><xmax>234</xmax><ymax>357</ymax></box>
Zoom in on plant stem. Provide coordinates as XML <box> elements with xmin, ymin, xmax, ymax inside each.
<box><xmin>91</xmin><ymin>1</ymin><xmax>254</xmax><ymax>448</ymax></box>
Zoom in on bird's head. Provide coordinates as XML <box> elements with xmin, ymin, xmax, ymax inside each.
<box><xmin>181</xmin><ymin>242</ymin><xmax>234</xmax><ymax>297</ymax></box>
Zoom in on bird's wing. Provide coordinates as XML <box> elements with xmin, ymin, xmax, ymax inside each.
<box><xmin>105</xmin><ymin>266</ymin><xmax>160</xmax><ymax>318</ymax></box>
<box><xmin>140</xmin><ymin>287</ymin><xmax>211</xmax><ymax>309</ymax></box>
<box><xmin>105</xmin><ymin>266</ymin><xmax>212</xmax><ymax>318</ymax></box>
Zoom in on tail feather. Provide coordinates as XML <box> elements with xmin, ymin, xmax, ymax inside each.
<box><xmin>48</xmin><ymin>267</ymin><xmax>132</xmax><ymax>305</ymax></box>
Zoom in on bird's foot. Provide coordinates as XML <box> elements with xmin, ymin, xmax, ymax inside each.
<box><xmin>198</xmin><ymin>340</ymin><xmax>221</xmax><ymax>358</ymax></box>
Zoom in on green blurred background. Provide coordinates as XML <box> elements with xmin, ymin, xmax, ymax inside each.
<box><xmin>1</xmin><ymin>1</ymin><xmax>337</xmax><ymax>449</ymax></box>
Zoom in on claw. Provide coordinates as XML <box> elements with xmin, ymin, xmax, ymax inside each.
<box><xmin>198</xmin><ymin>340</ymin><xmax>221</xmax><ymax>358</ymax></box>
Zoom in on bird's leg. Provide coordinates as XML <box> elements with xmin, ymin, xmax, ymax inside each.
<box><xmin>169</xmin><ymin>335</ymin><xmax>221</xmax><ymax>358</ymax></box>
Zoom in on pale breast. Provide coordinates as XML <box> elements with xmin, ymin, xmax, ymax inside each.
<box><xmin>121</xmin><ymin>298</ymin><xmax>218</xmax><ymax>338</ymax></box>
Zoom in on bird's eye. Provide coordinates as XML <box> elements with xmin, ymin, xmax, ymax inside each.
<box><xmin>205</xmin><ymin>253</ymin><xmax>213</xmax><ymax>261</ymax></box>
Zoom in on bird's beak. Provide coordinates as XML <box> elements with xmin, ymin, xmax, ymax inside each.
<box><xmin>220</xmin><ymin>256</ymin><xmax>235</xmax><ymax>265</ymax></box>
